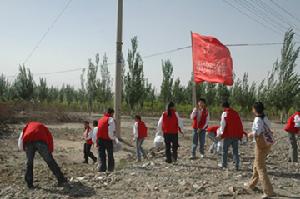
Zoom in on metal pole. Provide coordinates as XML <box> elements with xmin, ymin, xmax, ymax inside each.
<box><xmin>114</xmin><ymin>0</ymin><xmax>123</xmax><ymax>137</ymax></box>
<box><xmin>191</xmin><ymin>31</ymin><xmax>197</xmax><ymax>107</ymax></box>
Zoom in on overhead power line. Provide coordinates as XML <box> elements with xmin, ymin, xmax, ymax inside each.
<box><xmin>22</xmin><ymin>0</ymin><xmax>73</xmax><ymax>65</ymax></box>
<box><xmin>270</xmin><ymin>0</ymin><xmax>300</xmax><ymax>25</ymax></box>
<box><xmin>223</xmin><ymin>0</ymin><xmax>283</xmax><ymax>36</ymax></box>
<box><xmin>6</xmin><ymin>41</ymin><xmax>295</xmax><ymax>78</ymax></box>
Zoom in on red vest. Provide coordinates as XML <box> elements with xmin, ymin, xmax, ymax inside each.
<box><xmin>222</xmin><ymin>108</ymin><xmax>244</xmax><ymax>139</ymax></box>
<box><xmin>84</xmin><ymin>126</ymin><xmax>93</xmax><ymax>145</ymax></box>
<box><xmin>162</xmin><ymin>110</ymin><xmax>179</xmax><ymax>134</ymax></box>
<box><xmin>138</xmin><ymin>121</ymin><xmax>148</xmax><ymax>139</ymax></box>
<box><xmin>207</xmin><ymin>126</ymin><xmax>219</xmax><ymax>135</ymax></box>
<box><xmin>284</xmin><ymin>112</ymin><xmax>300</xmax><ymax>134</ymax></box>
<box><xmin>22</xmin><ymin>122</ymin><xmax>54</xmax><ymax>153</ymax></box>
<box><xmin>192</xmin><ymin>109</ymin><xmax>208</xmax><ymax>129</ymax></box>
<box><xmin>97</xmin><ymin>114</ymin><xmax>111</xmax><ymax>140</ymax></box>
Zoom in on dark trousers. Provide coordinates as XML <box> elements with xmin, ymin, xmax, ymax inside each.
<box><xmin>288</xmin><ymin>133</ymin><xmax>298</xmax><ymax>162</ymax></box>
<box><xmin>164</xmin><ymin>133</ymin><xmax>179</xmax><ymax>163</ymax></box>
<box><xmin>222</xmin><ymin>138</ymin><xmax>239</xmax><ymax>169</ymax></box>
<box><xmin>98</xmin><ymin>139</ymin><xmax>114</xmax><ymax>172</ymax></box>
<box><xmin>83</xmin><ymin>143</ymin><xmax>97</xmax><ymax>163</ymax></box>
<box><xmin>24</xmin><ymin>141</ymin><xmax>65</xmax><ymax>187</ymax></box>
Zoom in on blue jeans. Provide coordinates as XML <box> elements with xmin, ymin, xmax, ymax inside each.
<box><xmin>222</xmin><ymin>138</ymin><xmax>239</xmax><ymax>169</ymax></box>
<box><xmin>136</xmin><ymin>138</ymin><xmax>145</xmax><ymax>161</ymax></box>
<box><xmin>192</xmin><ymin>129</ymin><xmax>206</xmax><ymax>156</ymax></box>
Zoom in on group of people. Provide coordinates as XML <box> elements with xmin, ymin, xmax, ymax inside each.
<box><xmin>17</xmin><ymin>100</ymin><xmax>299</xmax><ymax>199</ymax></box>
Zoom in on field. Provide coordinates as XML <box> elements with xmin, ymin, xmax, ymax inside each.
<box><xmin>0</xmin><ymin>114</ymin><xmax>300</xmax><ymax>199</ymax></box>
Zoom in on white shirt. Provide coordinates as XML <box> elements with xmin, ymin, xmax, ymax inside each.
<box><xmin>219</xmin><ymin>112</ymin><xmax>227</xmax><ymax>135</ymax></box>
<box><xmin>190</xmin><ymin>108</ymin><xmax>210</xmax><ymax>129</ymax></box>
<box><xmin>92</xmin><ymin>127</ymin><xmax>98</xmax><ymax>144</ymax></box>
<box><xmin>133</xmin><ymin>122</ymin><xmax>138</xmax><ymax>139</ymax></box>
<box><xmin>157</xmin><ymin>111</ymin><xmax>184</xmax><ymax>133</ymax></box>
<box><xmin>294</xmin><ymin>115</ymin><xmax>300</xmax><ymax>128</ymax></box>
<box><xmin>252</xmin><ymin>116</ymin><xmax>271</xmax><ymax>136</ymax></box>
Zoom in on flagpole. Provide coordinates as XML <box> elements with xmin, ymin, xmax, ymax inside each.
<box><xmin>191</xmin><ymin>31</ymin><xmax>197</xmax><ymax>107</ymax></box>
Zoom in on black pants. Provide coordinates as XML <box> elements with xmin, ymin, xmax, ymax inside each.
<box><xmin>288</xmin><ymin>133</ymin><xmax>298</xmax><ymax>162</ymax></box>
<box><xmin>83</xmin><ymin>143</ymin><xmax>97</xmax><ymax>163</ymax></box>
<box><xmin>24</xmin><ymin>141</ymin><xmax>65</xmax><ymax>187</ymax></box>
<box><xmin>164</xmin><ymin>133</ymin><xmax>179</xmax><ymax>163</ymax></box>
<box><xmin>98</xmin><ymin>139</ymin><xmax>114</xmax><ymax>172</ymax></box>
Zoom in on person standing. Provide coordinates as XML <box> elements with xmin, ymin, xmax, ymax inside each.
<box><xmin>245</xmin><ymin>102</ymin><xmax>274</xmax><ymax>199</ymax></box>
<box><xmin>190</xmin><ymin>98</ymin><xmax>209</xmax><ymax>159</ymax></box>
<box><xmin>82</xmin><ymin>121</ymin><xmax>97</xmax><ymax>164</ymax></box>
<box><xmin>133</xmin><ymin>115</ymin><xmax>148</xmax><ymax>162</ymax></box>
<box><xmin>18</xmin><ymin>122</ymin><xmax>67</xmax><ymax>189</ymax></box>
<box><xmin>158</xmin><ymin>102</ymin><xmax>184</xmax><ymax>163</ymax></box>
<box><xmin>284</xmin><ymin>110</ymin><xmax>300</xmax><ymax>162</ymax></box>
<box><xmin>97</xmin><ymin>108</ymin><xmax>118</xmax><ymax>172</ymax></box>
<box><xmin>217</xmin><ymin>101</ymin><xmax>244</xmax><ymax>170</ymax></box>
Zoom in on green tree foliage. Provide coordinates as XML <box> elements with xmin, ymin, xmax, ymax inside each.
<box><xmin>36</xmin><ymin>78</ymin><xmax>48</xmax><ymax>102</ymax></box>
<box><xmin>96</xmin><ymin>53</ymin><xmax>112</xmax><ymax>103</ymax></box>
<box><xmin>124</xmin><ymin>36</ymin><xmax>145</xmax><ymax>110</ymax></box>
<box><xmin>172</xmin><ymin>78</ymin><xmax>185</xmax><ymax>104</ymax></box>
<box><xmin>86</xmin><ymin>54</ymin><xmax>99</xmax><ymax>114</ymax></box>
<box><xmin>267</xmin><ymin>29</ymin><xmax>300</xmax><ymax>122</ymax></box>
<box><xmin>13</xmin><ymin>65</ymin><xmax>34</xmax><ymax>101</ymax></box>
<box><xmin>160</xmin><ymin>59</ymin><xmax>174</xmax><ymax>103</ymax></box>
<box><xmin>0</xmin><ymin>74</ymin><xmax>9</xmax><ymax>101</ymax></box>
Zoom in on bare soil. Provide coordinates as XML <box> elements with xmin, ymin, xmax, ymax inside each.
<box><xmin>0</xmin><ymin>116</ymin><xmax>300</xmax><ymax>199</ymax></box>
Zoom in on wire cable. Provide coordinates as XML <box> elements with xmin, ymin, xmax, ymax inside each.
<box><xmin>23</xmin><ymin>0</ymin><xmax>73</xmax><ymax>65</ymax></box>
<box><xmin>269</xmin><ymin>0</ymin><xmax>300</xmax><ymax>25</ymax></box>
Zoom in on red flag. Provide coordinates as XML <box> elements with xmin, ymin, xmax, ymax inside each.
<box><xmin>192</xmin><ymin>33</ymin><xmax>233</xmax><ymax>86</ymax></box>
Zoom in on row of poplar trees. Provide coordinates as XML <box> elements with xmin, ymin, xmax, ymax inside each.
<box><xmin>0</xmin><ymin>29</ymin><xmax>299</xmax><ymax>121</ymax></box>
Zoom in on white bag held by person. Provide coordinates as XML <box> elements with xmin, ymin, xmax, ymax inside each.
<box><xmin>153</xmin><ymin>132</ymin><xmax>164</xmax><ymax>148</ymax></box>
<box><xmin>113</xmin><ymin>138</ymin><xmax>122</xmax><ymax>152</ymax></box>
<box><xmin>18</xmin><ymin>131</ymin><xmax>23</xmax><ymax>151</ymax></box>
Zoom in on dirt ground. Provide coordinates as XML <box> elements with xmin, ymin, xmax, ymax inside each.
<box><xmin>0</xmin><ymin>116</ymin><xmax>300</xmax><ymax>199</ymax></box>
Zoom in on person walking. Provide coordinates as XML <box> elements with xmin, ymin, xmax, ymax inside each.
<box><xmin>97</xmin><ymin>108</ymin><xmax>118</xmax><ymax>172</ymax></box>
<box><xmin>157</xmin><ymin>102</ymin><xmax>184</xmax><ymax>163</ymax></box>
<box><xmin>216</xmin><ymin>101</ymin><xmax>244</xmax><ymax>170</ymax></box>
<box><xmin>245</xmin><ymin>102</ymin><xmax>275</xmax><ymax>199</ymax></box>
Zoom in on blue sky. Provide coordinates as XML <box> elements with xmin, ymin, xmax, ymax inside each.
<box><xmin>0</xmin><ymin>0</ymin><xmax>299</xmax><ymax>91</ymax></box>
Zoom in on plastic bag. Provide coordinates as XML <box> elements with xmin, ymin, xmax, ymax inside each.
<box><xmin>113</xmin><ymin>138</ymin><xmax>122</xmax><ymax>152</ymax></box>
<box><xmin>18</xmin><ymin>131</ymin><xmax>23</xmax><ymax>151</ymax></box>
<box><xmin>154</xmin><ymin>132</ymin><xmax>164</xmax><ymax>148</ymax></box>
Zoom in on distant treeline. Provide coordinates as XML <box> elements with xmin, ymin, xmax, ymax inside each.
<box><xmin>0</xmin><ymin>30</ymin><xmax>299</xmax><ymax>122</ymax></box>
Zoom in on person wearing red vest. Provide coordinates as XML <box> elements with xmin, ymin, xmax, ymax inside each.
<box><xmin>17</xmin><ymin>122</ymin><xmax>67</xmax><ymax>189</ymax></box>
<box><xmin>133</xmin><ymin>115</ymin><xmax>148</xmax><ymax>162</ymax></box>
<box><xmin>190</xmin><ymin>98</ymin><xmax>209</xmax><ymax>159</ymax></box>
<box><xmin>157</xmin><ymin>102</ymin><xmax>184</xmax><ymax>163</ymax></box>
<box><xmin>216</xmin><ymin>101</ymin><xmax>244</xmax><ymax>170</ymax></box>
<box><xmin>97</xmin><ymin>108</ymin><xmax>118</xmax><ymax>172</ymax></box>
<box><xmin>207</xmin><ymin>125</ymin><xmax>220</xmax><ymax>154</ymax></box>
<box><xmin>284</xmin><ymin>111</ymin><xmax>300</xmax><ymax>162</ymax></box>
<box><xmin>82</xmin><ymin>121</ymin><xmax>97</xmax><ymax>164</ymax></box>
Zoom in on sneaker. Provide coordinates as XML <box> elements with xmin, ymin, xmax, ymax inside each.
<box><xmin>243</xmin><ymin>182</ymin><xmax>254</xmax><ymax>190</ymax></box>
<box><xmin>57</xmin><ymin>178</ymin><xmax>69</xmax><ymax>187</ymax></box>
<box><xmin>82</xmin><ymin>160</ymin><xmax>88</xmax><ymax>164</ymax></box>
<box><xmin>261</xmin><ymin>193</ymin><xmax>275</xmax><ymax>199</ymax></box>
<box><xmin>189</xmin><ymin>156</ymin><xmax>196</xmax><ymax>160</ymax></box>
<box><xmin>27</xmin><ymin>184</ymin><xmax>34</xmax><ymax>189</ymax></box>
<box><xmin>200</xmin><ymin>154</ymin><xmax>204</xmax><ymax>158</ymax></box>
<box><xmin>165</xmin><ymin>159</ymin><xmax>172</xmax><ymax>164</ymax></box>
<box><xmin>93</xmin><ymin>157</ymin><xmax>97</xmax><ymax>164</ymax></box>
